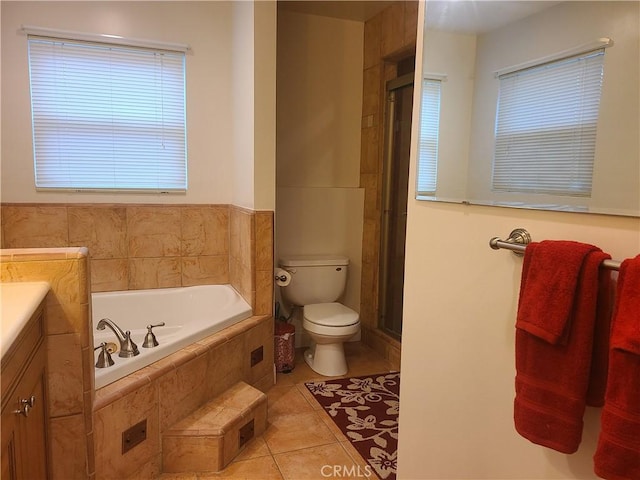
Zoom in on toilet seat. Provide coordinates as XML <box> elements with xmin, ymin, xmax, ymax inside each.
<box><xmin>304</xmin><ymin>302</ymin><xmax>359</xmax><ymax>327</ymax></box>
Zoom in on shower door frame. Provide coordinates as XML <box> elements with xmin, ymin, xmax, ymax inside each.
<box><xmin>378</xmin><ymin>72</ymin><xmax>414</xmax><ymax>341</ymax></box>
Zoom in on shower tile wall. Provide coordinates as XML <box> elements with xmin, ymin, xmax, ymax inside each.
<box><xmin>1</xmin><ymin>204</ymin><xmax>274</xmax><ymax>315</ymax></box>
<box><xmin>359</xmin><ymin>1</ymin><xmax>417</xmax><ymax>369</ymax></box>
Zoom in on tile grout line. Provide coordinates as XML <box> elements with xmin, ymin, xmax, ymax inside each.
<box><xmin>261</xmin><ymin>428</ymin><xmax>286</xmax><ymax>480</ymax></box>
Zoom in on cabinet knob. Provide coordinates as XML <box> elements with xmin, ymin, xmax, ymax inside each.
<box><xmin>14</xmin><ymin>396</ymin><xmax>36</xmax><ymax>417</ymax></box>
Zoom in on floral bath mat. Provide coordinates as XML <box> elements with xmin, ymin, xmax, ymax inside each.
<box><xmin>304</xmin><ymin>372</ymin><xmax>400</xmax><ymax>480</ymax></box>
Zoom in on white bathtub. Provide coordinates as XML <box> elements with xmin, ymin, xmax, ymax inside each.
<box><xmin>92</xmin><ymin>284</ymin><xmax>252</xmax><ymax>389</ymax></box>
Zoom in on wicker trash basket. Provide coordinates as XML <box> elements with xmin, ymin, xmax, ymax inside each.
<box><xmin>274</xmin><ymin>322</ymin><xmax>295</xmax><ymax>373</ymax></box>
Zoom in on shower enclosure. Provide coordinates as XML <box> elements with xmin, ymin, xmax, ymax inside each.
<box><xmin>378</xmin><ymin>72</ymin><xmax>414</xmax><ymax>340</ymax></box>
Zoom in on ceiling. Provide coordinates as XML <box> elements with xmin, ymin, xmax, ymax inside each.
<box><xmin>425</xmin><ymin>1</ymin><xmax>561</xmax><ymax>34</ymax></box>
<box><xmin>278</xmin><ymin>1</ymin><xmax>561</xmax><ymax>33</ymax></box>
<box><xmin>277</xmin><ymin>0</ymin><xmax>395</xmax><ymax>22</ymax></box>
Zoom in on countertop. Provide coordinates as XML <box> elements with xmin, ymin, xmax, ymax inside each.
<box><xmin>0</xmin><ymin>281</ymin><xmax>50</xmax><ymax>361</ymax></box>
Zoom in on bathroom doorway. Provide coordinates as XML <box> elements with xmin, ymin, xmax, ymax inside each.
<box><xmin>378</xmin><ymin>70</ymin><xmax>414</xmax><ymax>340</ymax></box>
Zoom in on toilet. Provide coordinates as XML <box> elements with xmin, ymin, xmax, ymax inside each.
<box><xmin>278</xmin><ymin>255</ymin><xmax>360</xmax><ymax>376</ymax></box>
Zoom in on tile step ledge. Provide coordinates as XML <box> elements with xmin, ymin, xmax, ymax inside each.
<box><xmin>161</xmin><ymin>381</ymin><xmax>267</xmax><ymax>473</ymax></box>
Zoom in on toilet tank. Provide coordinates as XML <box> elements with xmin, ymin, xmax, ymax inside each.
<box><xmin>279</xmin><ymin>255</ymin><xmax>349</xmax><ymax>306</ymax></box>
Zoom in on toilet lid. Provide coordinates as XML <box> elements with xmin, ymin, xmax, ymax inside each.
<box><xmin>304</xmin><ymin>303</ymin><xmax>359</xmax><ymax>327</ymax></box>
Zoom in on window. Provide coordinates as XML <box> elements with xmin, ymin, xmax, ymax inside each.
<box><xmin>416</xmin><ymin>77</ymin><xmax>442</xmax><ymax>196</ymax></box>
<box><xmin>28</xmin><ymin>36</ymin><xmax>187</xmax><ymax>191</ymax></box>
<box><xmin>492</xmin><ymin>49</ymin><xmax>605</xmax><ymax>197</ymax></box>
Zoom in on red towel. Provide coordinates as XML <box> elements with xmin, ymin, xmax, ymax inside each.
<box><xmin>514</xmin><ymin>240</ymin><xmax>610</xmax><ymax>454</ymax></box>
<box><xmin>594</xmin><ymin>255</ymin><xmax>640</xmax><ymax>480</ymax></box>
<box><xmin>586</xmin><ymin>268</ymin><xmax>616</xmax><ymax>407</ymax></box>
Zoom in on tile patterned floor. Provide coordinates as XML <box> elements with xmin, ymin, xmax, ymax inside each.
<box><xmin>158</xmin><ymin>342</ymin><xmax>397</xmax><ymax>479</ymax></box>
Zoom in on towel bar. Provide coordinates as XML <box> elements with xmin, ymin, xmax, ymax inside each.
<box><xmin>489</xmin><ymin>228</ymin><xmax>531</xmax><ymax>256</ymax></box>
<box><xmin>489</xmin><ymin>228</ymin><xmax>622</xmax><ymax>271</ymax></box>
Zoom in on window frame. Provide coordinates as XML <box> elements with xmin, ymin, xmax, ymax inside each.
<box><xmin>27</xmin><ymin>33</ymin><xmax>188</xmax><ymax>193</ymax></box>
<box><xmin>416</xmin><ymin>75</ymin><xmax>443</xmax><ymax>197</ymax></box>
<box><xmin>491</xmin><ymin>48</ymin><xmax>607</xmax><ymax>198</ymax></box>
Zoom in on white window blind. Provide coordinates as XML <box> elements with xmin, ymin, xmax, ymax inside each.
<box><xmin>28</xmin><ymin>36</ymin><xmax>187</xmax><ymax>191</ymax></box>
<box><xmin>416</xmin><ymin>78</ymin><xmax>442</xmax><ymax>196</ymax></box>
<box><xmin>492</xmin><ymin>49</ymin><xmax>605</xmax><ymax>197</ymax></box>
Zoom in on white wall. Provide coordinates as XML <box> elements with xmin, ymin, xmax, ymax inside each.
<box><xmin>231</xmin><ymin>0</ymin><xmax>276</xmax><ymax>211</ymax></box>
<box><xmin>277</xmin><ymin>186</ymin><xmax>364</xmax><ymax>313</ymax></box>
<box><xmin>1</xmin><ymin>1</ymin><xmax>276</xmax><ymax>207</ymax></box>
<box><xmin>397</xmin><ymin>3</ymin><xmax>640</xmax><ymax>478</ymax></box>
<box><xmin>275</xmin><ymin>10</ymin><xmax>364</xmax><ymax>334</ymax></box>
<box><xmin>232</xmin><ymin>1</ymin><xmax>256</xmax><ymax>209</ymax></box>
<box><xmin>253</xmin><ymin>1</ymin><xmax>277</xmax><ymax>211</ymax></box>
<box><xmin>276</xmin><ymin>10</ymin><xmax>363</xmax><ymax>188</ymax></box>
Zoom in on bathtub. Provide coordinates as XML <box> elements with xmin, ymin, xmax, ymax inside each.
<box><xmin>92</xmin><ymin>284</ymin><xmax>252</xmax><ymax>389</ymax></box>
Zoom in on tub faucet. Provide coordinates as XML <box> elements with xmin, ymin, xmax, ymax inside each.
<box><xmin>96</xmin><ymin>318</ymin><xmax>139</xmax><ymax>358</ymax></box>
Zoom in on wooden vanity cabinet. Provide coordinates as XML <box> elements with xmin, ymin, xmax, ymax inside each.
<box><xmin>1</xmin><ymin>302</ymin><xmax>49</xmax><ymax>480</ymax></box>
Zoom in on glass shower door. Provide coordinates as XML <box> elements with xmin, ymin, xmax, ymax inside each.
<box><xmin>379</xmin><ymin>73</ymin><xmax>414</xmax><ymax>340</ymax></box>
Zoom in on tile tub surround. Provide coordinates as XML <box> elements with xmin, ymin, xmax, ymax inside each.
<box><xmin>0</xmin><ymin>203</ymin><xmax>274</xmax><ymax>479</ymax></box>
<box><xmin>0</xmin><ymin>247</ymin><xmax>94</xmax><ymax>479</ymax></box>
<box><xmin>230</xmin><ymin>206</ymin><xmax>274</xmax><ymax>317</ymax></box>
<box><xmin>156</xmin><ymin>342</ymin><xmax>396</xmax><ymax>480</ymax></box>
<box><xmin>0</xmin><ymin>203</ymin><xmax>274</xmax><ymax>315</ymax></box>
<box><xmin>359</xmin><ymin>2</ymin><xmax>417</xmax><ymax>367</ymax></box>
<box><xmin>92</xmin><ymin>314</ymin><xmax>274</xmax><ymax>479</ymax></box>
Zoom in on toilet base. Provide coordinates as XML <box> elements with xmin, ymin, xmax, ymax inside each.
<box><xmin>304</xmin><ymin>343</ymin><xmax>348</xmax><ymax>377</ymax></box>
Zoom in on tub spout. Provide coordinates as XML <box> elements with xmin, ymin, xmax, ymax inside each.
<box><xmin>96</xmin><ymin>318</ymin><xmax>139</xmax><ymax>358</ymax></box>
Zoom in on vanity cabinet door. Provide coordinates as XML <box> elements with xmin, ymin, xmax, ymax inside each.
<box><xmin>1</xmin><ymin>344</ymin><xmax>48</xmax><ymax>480</ymax></box>
<box><xmin>1</xmin><ymin>406</ymin><xmax>19</xmax><ymax>480</ymax></box>
<box><xmin>1</xmin><ymin>300</ymin><xmax>49</xmax><ymax>480</ymax></box>
<box><xmin>19</xmin><ymin>344</ymin><xmax>48</xmax><ymax>480</ymax></box>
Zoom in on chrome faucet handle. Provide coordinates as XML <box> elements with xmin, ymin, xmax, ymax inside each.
<box><xmin>142</xmin><ymin>322</ymin><xmax>165</xmax><ymax>348</ymax></box>
<box><xmin>119</xmin><ymin>331</ymin><xmax>140</xmax><ymax>358</ymax></box>
<box><xmin>94</xmin><ymin>342</ymin><xmax>115</xmax><ymax>368</ymax></box>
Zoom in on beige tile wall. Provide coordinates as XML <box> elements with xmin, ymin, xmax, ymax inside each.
<box><xmin>229</xmin><ymin>206</ymin><xmax>274</xmax><ymax>316</ymax></box>
<box><xmin>359</xmin><ymin>1</ymin><xmax>418</xmax><ymax>369</ymax></box>
<box><xmin>1</xmin><ymin>204</ymin><xmax>230</xmax><ymax>292</ymax></box>
<box><xmin>0</xmin><ymin>247</ymin><xmax>94</xmax><ymax>478</ymax></box>
<box><xmin>1</xmin><ymin>203</ymin><xmax>274</xmax><ymax>315</ymax></box>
